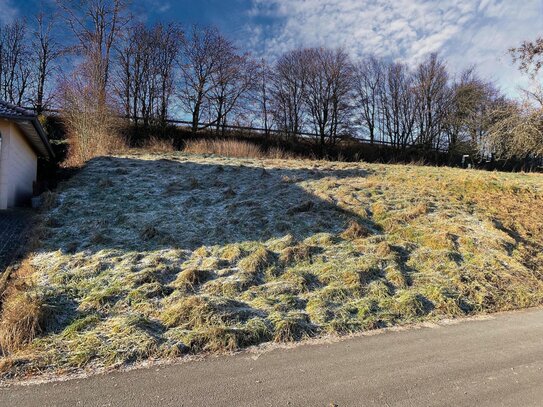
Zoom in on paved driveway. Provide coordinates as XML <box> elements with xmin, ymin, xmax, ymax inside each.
<box><xmin>0</xmin><ymin>209</ymin><xmax>34</xmax><ymax>272</ymax></box>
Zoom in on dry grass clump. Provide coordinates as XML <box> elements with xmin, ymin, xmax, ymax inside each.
<box><xmin>340</xmin><ymin>220</ymin><xmax>372</xmax><ymax>240</ymax></box>
<box><xmin>287</xmin><ymin>200</ymin><xmax>314</xmax><ymax>214</ymax></box>
<box><xmin>280</xmin><ymin>244</ymin><xmax>313</xmax><ymax>264</ymax></box>
<box><xmin>62</xmin><ymin>314</ymin><xmax>101</xmax><ymax>337</ymax></box>
<box><xmin>40</xmin><ymin>191</ymin><xmax>59</xmax><ymax>211</ymax></box>
<box><xmin>163</xmin><ymin>181</ymin><xmax>184</xmax><ymax>196</ymax></box>
<box><xmin>238</xmin><ymin>246</ymin><xmax>273</xmax><ymax>275</ymax></box>
<box><xmin>171</xmin><ymin>268</ymin><xmax>212</xmax><ymax>290</ymax></box>
<box><xmin>140</xmin><ymin>225</ymin><xmax>159</xmax><ymax>240</ymax></box>
<box><xmin>266</xmin><ymin>147</ymin><xmax>294</xmax><ymax>160</ymax></box>
<box><xmin>384</xmin><ymin>265</ymin><xmax>408</xmax><ymax>289</ymax></box>
<box><xmin>0</xmin><ymin>292</ymin><xmax>46</xmax><ymax>354</ymax></box>
<box><xmin>143</xmin><ymin>137</ymin><xmax>175</xmax><ymax>153</ymax></box>
<box><xmin>202</xmin><ymin>274</ymin><xmax>255</xmax><ymax>297</ymax></box>
<box><xmin>390</xmin><ymin>291</ymin><xmax>426</xmax><ymax>319</ymax></box>
<box><xmin>161</xmin><ymin>296</ymin><xmax>258</xmax><ymax>329</ymax></box>
<box><xmin>183</xmin><ymin>139</ymin><xmax>295</xmax><ymax>160</ymax></box>
<box><xmin>3</xmin><ymin>153</ymin><xmax>543</xmax><ymax>379</ymax></box>
<box><xmin>63</xmin><ymin>315</ymin><xmax>160</xmax><ymax>368</ymax></box>
<box><xmin>371</xmin><ymin>202</ymin><xmax>387</xmax><ymax>220</ymax></box>
<box><xmin>374</xmin><ymin>241</ymin><xmax>394</xmax><ymax>258</ymax></box>
<box><xmin>178</xmin><ymin>318</ymin><xmax>271</xmax><ymax>353</ymax></box>
<box><xmin>421</xmin><ymin>285</ymin><xmax>464</xmax><ymax>316</ymax></box>
<box><xmin>184</xmin><ymin>139</ymin><xmax>261</xmax><ymax>159</ymax></box>
<box><xmin>0</xmin><ymin>260</ymin><xmax>52</xmax><ymax>354</ymax></box>
<box><xmin>397</xmin><ymin>202</ymin><xmax>430</xmax><ymax>222</ymax></box>
<box><xmin>268</xmin><ymin>311</ymin><xmax>316</xmax><ymax>342</ymax></box>
<box><xmin>220</xmin><ymin>245</ymin><xmax>243</xmax><ymax>262</ymax></box>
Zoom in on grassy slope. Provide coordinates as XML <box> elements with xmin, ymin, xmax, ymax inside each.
<box><xmin>2</xmin><ymin>152</ymin><xmax>543</xmax><ymax>378</ymax></box>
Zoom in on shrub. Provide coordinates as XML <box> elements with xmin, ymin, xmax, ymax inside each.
<box><xmin>60</xmin><ymin>78</ymin><xmax>126</xmax><ymax>166</ymax></box>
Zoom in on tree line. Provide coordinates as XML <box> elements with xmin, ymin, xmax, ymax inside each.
<box><xmin>0</xmin><ymin>0</ymin><xmax>541</xmax><ymax>167</ymax></box>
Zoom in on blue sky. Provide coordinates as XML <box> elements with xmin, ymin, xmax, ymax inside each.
<box><xmin>2</xmin><ymin>0</ymin><xmax>542</xmax><ymax>97</ymax></box>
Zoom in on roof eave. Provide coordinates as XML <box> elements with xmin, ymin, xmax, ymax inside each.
<box><xmin>0</xmin><ymin>114</ymin><xmax>55</xmax><ymax>160</ymax></box>
<box><xmin>31</xmin><ymin>117</ymin><xmax>55</xmax><ymax>159</ymax></box>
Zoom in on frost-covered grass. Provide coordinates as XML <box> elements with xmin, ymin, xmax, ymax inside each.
<box><xmin>1</xmin><ymin>151</ymin><xmax>543</xmax><ymax>379</ymax></box>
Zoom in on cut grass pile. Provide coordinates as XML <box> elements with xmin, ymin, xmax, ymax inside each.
<box><xmin>1</xmin><ymin>151</ymin><xmax>542</xmax><ymax>379</ymax></box>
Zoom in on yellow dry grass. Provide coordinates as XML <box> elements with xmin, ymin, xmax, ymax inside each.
<box><xmin>183</xmin><ymin>139</ymin><xmax>293</xmax><ymax>159</ymax></box>
<box><xmin>1</xmin><ymin>152</ymin><xmax>542</xmax><ymax>380</ymax></box>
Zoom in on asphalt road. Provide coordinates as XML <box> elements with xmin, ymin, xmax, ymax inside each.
<box><xmin>2</xmin><ymin>308</ymin><xmax>543</xmax><ymax>407</ymax></box>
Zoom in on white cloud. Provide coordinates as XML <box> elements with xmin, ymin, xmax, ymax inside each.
<box><xmin>0</xmin><ymin>0</ymin><xmax>17</xmax><ymax>24</ymax></box>
<box><xmin>247</xmin><ymin>0</ymin><xmax>479</xmax><ymax>60</ymax></box>
<box><xmin>156</xmin><ymin>1</ymin><xmax>171</xmax><ymax>13</ymax></box>
<box><xmin>444</xmin><ymin>1</ymin><xmax>541</xmax><ymax>97</ymax></box>
<box><xmin>246</xmin><ymin>0</ymin><xmax>541</xmax><ymax>97</ymax></box>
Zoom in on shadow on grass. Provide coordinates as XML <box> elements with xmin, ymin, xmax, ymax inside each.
<box><xmin>3</xmin><ymin>154</ymin><xmax>468</xmax><ymax>373</ymax></box>
<box><xmin>43</xmin><ymin>155</ymin><xmax>377</xmax><ymax>253</ymax></box>
<box><xmin>26</xmin><ymin>156</ymin><xmax>389</xmax><ymax>349</ymax></box>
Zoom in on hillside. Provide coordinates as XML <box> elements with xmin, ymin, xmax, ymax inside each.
<box><xmin>1</xmin><ymin>152</ymin><xmax>543</xmax><ymax>379</ymax></box>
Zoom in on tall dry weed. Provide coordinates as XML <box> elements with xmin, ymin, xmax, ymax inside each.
<box><xmin>184</xmin><ymin>139</ymin><xmax>293</xmax><ymax>159</ymax></box>
<box><xmin>60</xmin><ymin>77</ymin><xmax>126</xmax><ymax>166</ymax></box>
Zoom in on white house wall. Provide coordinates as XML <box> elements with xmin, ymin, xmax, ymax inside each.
<box><xmin>0</xmin><ymin>119</ymin><xmax>38</xmax><ymax>209</ymax></box>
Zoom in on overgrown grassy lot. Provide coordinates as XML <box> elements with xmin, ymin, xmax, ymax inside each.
<box><xmin>1</xmin><ymin>152</ymin><xmax>542</xmax><ymax>379</ymax></box>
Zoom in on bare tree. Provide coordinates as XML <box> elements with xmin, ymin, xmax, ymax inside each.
<box><xmin>116</xmin><ymin>22</ymin><xmax>154</xmax><ymax>126</ymax></box>
<box><xmin>379</xmin><ymin>61</ymin><xmax>418</xmax><ymax>150</ymax></box>
<box><xmin>254</xmin><ymin>59</ymin><xmax>274</xmax><ymax>136</ymax></box>
<box><xmin>0</xmin><ymin>19</ymin><xmax>32</xmax><ymax>105</ymax></box>
<box><xmin>496</xmin><ymin>36</ymin><xmax>543</xmax><ymax>167</ymax></box>
<box><xmin>156</xmin><ymin>24</ymin><xmax>183</xmax><ymax>125</ymax></box>
<box><xmin>205</xmin><ymin>38</ymin><xmax>256</xmax><ymax>135</ymax></box>
<box><xmin>116</xmin><ymin>23</ymin><xmax>138</xmax><ymax>121</ymax></box>
<box><xmin>445</xmin><ymin>68</ymin><xmax>502</xmax><ymax>157</ymax></box>
<box><xmin>178</xmin><ymin>25</ymin><xmax>223</xmax><ymax>134</ymax></box>
<box><xmin>354</xmin><ymin>55</ymin><xmax>383</xmax><ymax>144</ymax></box>
<box><xmin>414</xmin><ymin>53</ymin><xmax>453</xmax><ymax>151</ymax></box>
<box><xmin>116</xmin><ymin>22</ymin><xmax>182</xmax><ymax>129</ymax></box>
<box><xmin>488</xmin><ymin>99</ymin><xmax>543</xmax><ymax>167</ymax></box>
<box><xmin>57</xmin><ymin>0</ymin><xmax>129</xmax><ymax>108</ymax></box>
<box><xmin>510</xmin><ymin>37</ymin><xmax>543</xmax><ymax>77</ymax></box>
<box><xmin>303</xmin><ymin>47</ymin><xmax>353</xmax><ymax>147</ymax></box>
<box><xmin>57</xmin><ymin>0</ymin><xmax>129</xmax><ymax>164</ymax></box>
<box><xmin>32</xmin><ymin>12</ymin><xmax>62</xmax><ymax>114</ymax></box>
<box><xmin>271</xmin><ymin>49</ymin><xmax>308</xmax><ymax>139</ymax></box>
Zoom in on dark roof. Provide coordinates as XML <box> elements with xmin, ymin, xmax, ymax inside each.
<box><xmin>0</xmin><ymin>100</ymin><xmax>54</xmax><ymax>159</ymax></box>
<box><xmin>0</xmin><ymin>101</ymin><xmax>36</xmax><ymax>118</ymax></box>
